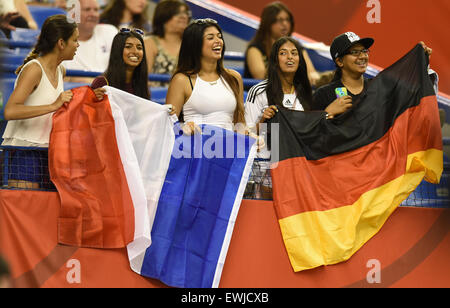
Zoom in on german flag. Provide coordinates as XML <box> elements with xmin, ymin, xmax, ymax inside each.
<box><xmin>269</xmin><ymin>45</ymin><xmax>443</xmax><ymax>272</ymax></box>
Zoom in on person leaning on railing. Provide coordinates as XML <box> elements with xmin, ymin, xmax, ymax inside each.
<box><xmin>1</xmin><ymin>15</ymin><xmax>78</xmax><ymax>189</ymax></box>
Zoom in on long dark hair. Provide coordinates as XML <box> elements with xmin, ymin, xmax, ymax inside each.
<box><xmin>101</xmin><ymin>0</ymin><xmax>148</xmax><ymax>31</ymax></box>
<box><xmin>174</xmin><ymin>19</ymin><xmax>244</xmax><ymax>124</ymax></box>
<box><xmin>16</xmin><ymin>15</ymin><xmax>77</xmax><ymax>74</ymax></box>
<box><xmin>248</xmin><ymin>2</ymin><xmax>294</xmax><ymax>59</ymax></box>
<box><xmin>266</xmin><ymin>37</ymin><xmax>313</xmax><ymax>110</ymax></box>
<box><xmin>152</xmin><ymin>0</ymin><xmax>190</xmax><ymax>38</ymax></box>
<box><xmin>104</xmin><ymin>31</ymin><xmax>150</xmax><ymax>99</ymax></box>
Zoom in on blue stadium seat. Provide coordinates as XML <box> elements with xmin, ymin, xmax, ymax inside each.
<box><xmin>10</xmin><ymin>28</ymin><xmax>40</xmax><ymax>42</ymax></box>
<box><xmin>28</xmin><ymin>5</ymin><xmax>67</xmax><ymax>29</ymax></box>
<box><xmin>2</xmin><ymin>54</ymin><xmax>26</xmax><ymax>66</ymax></box>
<box><xmin>151</xmin><ymin>87</ymin><xmax>167</xmax><ymax>105</ymax></box>
<box><xmin>64</xmin><ymin>82</ymin><xmax>89</xmax><ymax>90</ymax></box>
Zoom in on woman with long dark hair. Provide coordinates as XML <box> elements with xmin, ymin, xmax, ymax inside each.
<box><xmin>245</xmin><ymin>37</ymin><xmax>349</xmax><ymax>198</ymax></box>
<box><xmin>91</xmin><ymin>28</ymin><xmax>150</xmax><ymax>100</ymax></box>
<box><xmin>2</xmin><ymin>15</ymin><xmax>79</xmax><ymax>188</ymax></box>
<box><xmin>166</xmin><ymin>18</ymin><xmax>246</xmax><ymax>133</ymax></box>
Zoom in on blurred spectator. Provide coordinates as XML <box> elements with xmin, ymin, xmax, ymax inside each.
<box><xmin>0</xmin><ymin>0</ymin><xmax>38</xmax><ymax>37</ymax></box>
<box><xmin>0</xmin><ymin>255</ymin><xmax>12</xmax><ymax>288</ymax></box>
<box><xmin>64</xmin><ymin>0</ymin><xmax>117</xmax><ymax>82</ymax></box>
<box><xmin>144</xmin><ymin>0</ymin><xmax>190</xmax><ymax>87</ymax></box>
<box><xmin>0</xmin><ymin>11</ymin><xmax>20</xmax><ymax>32</ymax></box>
<box><xmin>100</xmin><ymin>0</ymin><xmax>151</xmax><ymax>34</ymax></box>
<box><xmin>244</xmin><ymin>2</ymin><xmax>329</xmax><ymax>88</ymax></box>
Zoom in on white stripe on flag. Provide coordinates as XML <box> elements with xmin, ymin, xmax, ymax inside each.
<box><xmin>105</xmin><ymin>86</ymin><xmax>176</xmax><ymax>273</ymax></box>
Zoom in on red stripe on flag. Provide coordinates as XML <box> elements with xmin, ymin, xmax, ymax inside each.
<box><xmin>272</xmin><ymin>96</ymin><xmax>442</xmax><ymax>219</ymax></box>
<box><xmin>49</xmin><ymin>87</ymin><xmax>135</xmax><ymax>248</ymax></box>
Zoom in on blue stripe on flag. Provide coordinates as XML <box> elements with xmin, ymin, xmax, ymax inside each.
<box><xmin>140</xmin><ymin>125</ymin><xmax>255</xmax><ymax>288</ymax></box>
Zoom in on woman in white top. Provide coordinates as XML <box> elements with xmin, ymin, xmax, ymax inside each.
<box><xmin>166</xmin><ymin>18</ymin><xmax>246</xmax><ymax>134</ymax></box>
<box><xmin>2</xmin><ymin>15</ymin><xmax>79</xmax><ymax>188</ymax></box>
<box><xmin>245</xmin><ymin>37</ymin><xmax>349</xmax><ymax>198</ymax></box>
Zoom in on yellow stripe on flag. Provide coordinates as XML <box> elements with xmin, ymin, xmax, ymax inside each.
<box><xmin>279</xmin><ymin>149</ymin><xmax>443</xmax><ymax>272</ymax></box>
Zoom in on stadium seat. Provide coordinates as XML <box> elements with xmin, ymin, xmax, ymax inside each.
<box><xmin>28</xmin><ymin>5</ymin><xmax>67</xmax><ymax>29</ymax></box>
<box><xmin>10</xmin><ymin>28</ymin><xmax>40</xmax><ymax>42</ymax></box>
<box><xmin>2</xmin><ymin>54</ymin><xmax>26</xmax><ymax>66</ymax></box>
<box><xmin>64</xmin><ymin>82</ymin><xmax>90</xmax><ymax>90</ymax></box>
<box><xmin>151</xmin><ymin>87</ymin><xmax>167</xmax><ymax>105</ymax></box>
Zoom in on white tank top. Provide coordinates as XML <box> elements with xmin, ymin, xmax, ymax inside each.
<box><xmin>2</xmin><ymin>59</ymin><xmax>64</xmax><ymax>147</ymax></box>
<box><xmin>183</xmin><ymin>75</ymin><xmax>236</xmax><ymax>131</ymax></box>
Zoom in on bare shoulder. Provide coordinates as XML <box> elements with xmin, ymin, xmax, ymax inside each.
<box><xmin>171</xmin><ymin>72</ymin><xmax>196</xmax><ymax>86</ymax></box>
<box><xmin>171</xmin><ymin>72</ymin><xmax>188</xmax><ymax>82</ymax></box>
<box><xmin>144</xmin><ymin>35</ymin><xmax>158</xmax><ymax>54</ymax></box>
<box><xmin>16</xmin><ymin>62</ymin><xmax>42</xmax><ymax>86</ymax></box>
<box><xmin>246</xmin><ymin>46</ymin><xmax>264</xmax><ymax>57</ymax></box>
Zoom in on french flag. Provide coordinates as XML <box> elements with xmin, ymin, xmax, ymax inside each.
<box><xmin>49</xmin><ymin>86</ymin><xmax>256</xmax><ymax>288</ymax></box>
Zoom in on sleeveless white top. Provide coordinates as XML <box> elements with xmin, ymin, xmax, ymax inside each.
<box><xmin>2</xmin><ymin>59</ymin><xmax>64</xmax><ymax>147</ymax></box>
<box><xmin>183</xmin><ymin>75</ymin><xmax>236</xmax><ymax>131</ymax></box>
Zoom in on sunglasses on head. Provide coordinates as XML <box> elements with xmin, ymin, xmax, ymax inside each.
<box><xmin>119</xmin><ymin>28</ymin><xmax>144</xmax><ymax>37</ymax></box>
<box><xmin>191</xmin><ymin>18</ymin><xmax>218</xmax><ymax>25</ymax></box>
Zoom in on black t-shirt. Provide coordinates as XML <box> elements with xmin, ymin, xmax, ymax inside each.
<box><xmin>312</xmin><ymin>78</ymin><xmax>369</xmax><ymax>111</ymax></box>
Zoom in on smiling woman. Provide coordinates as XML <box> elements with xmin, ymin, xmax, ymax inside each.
<box><xmin>165</xmin><ymin>18</ymin><xmax>246</xmax><ymax>133</ymax></box>
<box><xmin>90</xmin><ymin>28</ymin><xmax>150</xmax><ymax>100</ymax></box>
<box><xmin>244</xmin><ymin>36</ymin><xmax>351</xmax><ymax>198</ymax></box>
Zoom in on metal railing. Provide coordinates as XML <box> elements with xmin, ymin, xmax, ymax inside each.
<box><xmin>1</xmin><ymin>146</ymin><xmax>448</xmax><ymax>207</ymax></box>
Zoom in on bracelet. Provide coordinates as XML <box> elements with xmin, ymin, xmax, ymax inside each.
<box><xmin>325</xmin><ymin>113</ymin><xmax>330</xmax><ymax>120</ymax></box>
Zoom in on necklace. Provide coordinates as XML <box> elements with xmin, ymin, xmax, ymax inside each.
<box><xmin>209</xmin><ymin>80</ymin><xmax>217</xmax><ymax>86</ymax></box>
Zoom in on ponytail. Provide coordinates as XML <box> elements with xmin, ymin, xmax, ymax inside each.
<box><xmin>332</xmin><ymin>67</ymin><xmax>343</xmax><ymax>82</ymax></box>
<box><xmin>15</xmin><ymin>15</ymin><xmax>77</xmax><ymax>75</ymax></box>
<box><xmin>15</xmin><ymin>48</ymin><xmax>40</xmax><ymax>75</ymax></box>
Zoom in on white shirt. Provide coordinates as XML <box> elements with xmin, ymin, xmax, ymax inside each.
<box><xmin>63</xmin><ymin>24</ymin><xmax>118</xmax><ymax>72</ymax></box>
<box><xmin>183</xmin><ymin>75</ymin><xmax>236</xmax><ymax>131</ymax></box>
<box><xmin>2</xmin><ymin>59</ymin><xmax>64</xmax><ymax>147</ymax></box>
<box><xmin>245</xmin><ymin>79</ymin><xmax>304</xmax><ymax>159</ymax></box>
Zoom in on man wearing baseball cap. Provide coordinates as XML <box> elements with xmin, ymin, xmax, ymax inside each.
<box><xmin>311</xmin><ymin>32</ymin><xmax>433</xmax><ymax>120</ymax></box>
